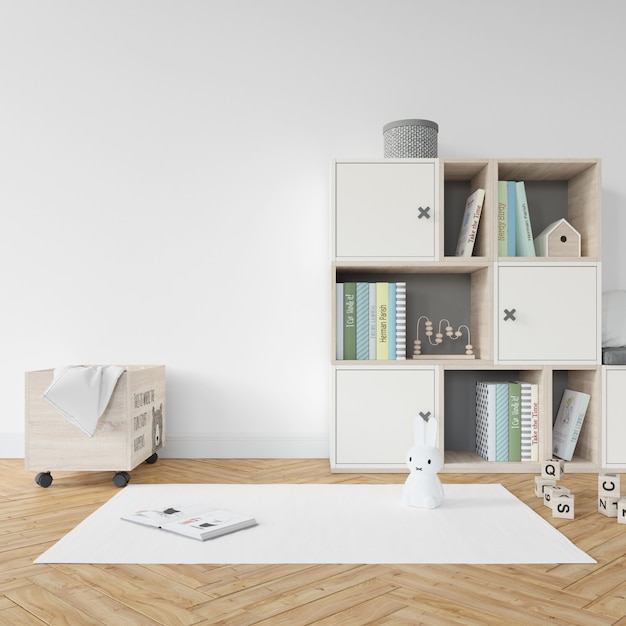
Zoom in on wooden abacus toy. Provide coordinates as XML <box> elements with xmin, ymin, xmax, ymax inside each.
<box><xmin>412</xmin><ymin>316</ymin><xmax>474</xmax><ymax>359</ymax></box>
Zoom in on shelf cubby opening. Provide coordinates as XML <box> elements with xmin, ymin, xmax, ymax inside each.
<box><xmin>551</xmin><ymin>368</ymin><xmax>601</xmax><ymax>471</ymax></box>
<box><xmin>497</xmin><ymin>159</ymin><xmax>601</xmax><ymax>260</ymax></box>
<box><xmin>442</xmin><ymin>160</ymin><xmax>492</xmax><ymax>260</ymax></box>
<box><xmin>335</xmin><ymin>265</ymin><xmax>491</xmax><ymax>361</ymax></box>
<box><xmin>442</xmin><ymin>368</ymin><xmax>544</xmax><ymax>471</ymax></box>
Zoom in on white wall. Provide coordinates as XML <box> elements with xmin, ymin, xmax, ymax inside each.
<box><xmin>2</xmin><ymin>0</ymin><xmax>625</xmax><ymax>458</ymax></box>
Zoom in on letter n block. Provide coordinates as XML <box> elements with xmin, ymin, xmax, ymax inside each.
<box><xmin>552</xmin><ymin>493</ymin><xmax>575</xmax><ymax>519</ymax></box>
<box><xmin>618</xmin><ymin>499</ymin><xmax>626</xmax><ymax>525</ymax></box>
<box><xmin>535</xmin><ymin>476</ymin><xmax>557</xmax><ymax>498</ymax></box>
<box><xmin>598</xmin><ymin>496</ymin><xmax>620</xmax><ymax>517</ymax></box>
<box><xmin>598</xmin><ymin>474</ymin><xmax>621</xmax><ymax>498</ymax></box>
<box><xmin>542</xmin><ymin>459</ymin><xmax>564</xmax><ymax>480</ymax></box>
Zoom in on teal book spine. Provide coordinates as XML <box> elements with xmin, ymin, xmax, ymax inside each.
<box><xmin>508</xmin><ymin>382</ymin><xmax>522</xmax><ymax>462</ymax></box>
<box><xmin>507</xmin><ymin>181</ymin><xmax>516</xmax><ymax>256</ymax></box>
<box><xmin>355</xmin><ymin>282</ymin><xmax>370</xmax><ymax>360</ymax></box>
<box><xmin>368</xmin><ymin>283</ymin><xmax>377</xmax><ymax>359</ymax></box>
<box><xmin>495</xmin><ymin>383</ymin><xmax>509</xmax><ymax>462</ymax></box>
<box><xmin>515</xmin><ymin>181</ymin><xmax>536</xmax><ymax>256</ymax></box>
<box><xmin>498</xmin><ymin>181</ymin><xmax>508</xmax><ymax>256</ymax></box>
<box><xmin>388</xmin><ymin>283</ymin><xmax>396</xmax><ymax>360</ymax></box>
<box><xmin>343</xmin><ymin>282</ymin><xmax>356</xmax><ymax>360</ymax></box>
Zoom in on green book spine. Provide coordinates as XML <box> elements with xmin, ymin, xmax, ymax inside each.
<box><xmin>508</xmin><ymin>382</ymin><xmax>522</xmax><ymax>461</ymax></box>
<box><xmin>497</xmin><ymin>181</ymin><xmax>508</xmax><ymax>256</ymax></box>
<box><xmin>343</xmin><ymin>282</ymin><xmax>356</xmax><ymax>360</ymax></box>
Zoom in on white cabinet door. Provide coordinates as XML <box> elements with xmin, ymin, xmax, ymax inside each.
<box><xmin>334</xmin><ymin>367</ymin><xmax>436</xmax><ymax>468</ymax></box>
<box><xmin>497</xmin><ymin>264</ymin><xmax>599</xmax><ymax>363</ymax></box>
<box><xmin>334</xmin><ymin>161</ymin><xmax>438</xmax><ymax>259</ymax></box>
<box><xmin>604</xmin><ymin>367</ymin><xmax>626</xmax><ymax>467</ymax></box>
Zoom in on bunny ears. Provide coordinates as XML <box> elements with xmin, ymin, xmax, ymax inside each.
<box><xmin>414</xmin><ymin>412</ymin><xmax>439</xmax><ymax>448</ymax></box>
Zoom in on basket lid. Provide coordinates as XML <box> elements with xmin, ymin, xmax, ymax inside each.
<box><xmin>383</xmin><ymin>119</ymin><xmax>439</xmax><ymax>133</ymax></box>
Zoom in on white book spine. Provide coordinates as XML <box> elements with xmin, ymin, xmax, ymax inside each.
<box><xmin>395</xmin><ymin>282</ymin><xmax>407</xmax><ymax>360</ymax></box>
<box><xmin>520</xmin><ymin>383</ymin><xmax>532</xmax><ymax>461</ymax></box>
<box><xmin>336</xmin><ymin>284</ymin><xmax>343</xmax><ymax>360</ymax></box>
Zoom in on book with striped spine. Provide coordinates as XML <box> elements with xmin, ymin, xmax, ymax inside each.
<box><xmin>530</xmin><ymin>384</ymin><xmax>539</xmax><ymax>461</ymax></box>
<box><xmin>476</xmin><ymin>381</ymin><xmax>509</xmax><ymax>462</ymax></box>
<box><xmin>355</xmin><ymin>282</ymin><xmax>370</xmax><ymax>360</ymax></box>
<box><xmin>519</xmin><ymin>382</ymin><xmax>533</xmax><ymax>461</ymax></box>
<box><xmin>395</xmin><ymin>282</ymin><xmax>407</xmax><ymax>360</ymax></box>
<box><xmin>368</xmin><ymin>283</ymin><xmax>377</xmax><ymax>359</ymax></box>
<box><xmin>476</xmin><ymin>382</ymin><xmax>497</xmax><ymax>461</ymax></box>
<box><xmin>495</xmin><ymin>382</ymin><xmax>509</xmax><ymax>462</ymax></box>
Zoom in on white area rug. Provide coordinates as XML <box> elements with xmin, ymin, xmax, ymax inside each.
<box><xmin>35</xmin><ymin>483</ymin><xmax>595</xmax><ymax>565</ymax></box>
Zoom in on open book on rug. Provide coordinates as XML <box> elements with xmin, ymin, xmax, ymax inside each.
<box><xmin>122</xmin><ymin>505</ymin><xmax>257</xmax><ymax>541</ymax></box>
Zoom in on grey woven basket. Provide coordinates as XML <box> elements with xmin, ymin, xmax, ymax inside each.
<box><xmin>383</xmin><ymin>119</ymin><xmax>438</xmax><ymax>158</ymax></box>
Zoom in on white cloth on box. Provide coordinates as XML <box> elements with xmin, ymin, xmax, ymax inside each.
<box><xmin>43</xmin><ymin>365</ymin><xmax>126</xmax><ymax>437</ymax></box>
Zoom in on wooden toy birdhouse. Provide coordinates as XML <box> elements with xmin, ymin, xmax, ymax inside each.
<box><xmin>534</xmin><ymin>218</ymin><xmax>581</xmax><ymax>257</ymax></box>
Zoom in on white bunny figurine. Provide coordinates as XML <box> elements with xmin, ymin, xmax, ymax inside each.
<box><xmin>403</xmin><ymin>414</ymin><xmax>444</xmax><ymax>509</ymax></box>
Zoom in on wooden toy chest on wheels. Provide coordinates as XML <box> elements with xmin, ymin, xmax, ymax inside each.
<box><xmin>25</xmin><ymin>365</ymin><xmax>165</xmax><ymax>487</ymax></box>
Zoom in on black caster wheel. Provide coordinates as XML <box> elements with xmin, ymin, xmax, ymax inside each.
<box><xmin>35</xmin><ymin>472</ymin><xmax>53</xmax><ymax>488</ymax></box>
<box><xmin>113</xmin><ymin>471</ymin><xmax>131</xmax><ymax>488</ymax></box>
<box><xmin>145</xmin><ymin>452</ymin><xmax>158</xmax><ymax>464</ymax></box>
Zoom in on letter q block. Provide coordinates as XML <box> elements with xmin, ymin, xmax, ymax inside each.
<box><xmin>542</xmin><ymin>459</ymin><xmax>564</xmax><ymax>480</ymax></box>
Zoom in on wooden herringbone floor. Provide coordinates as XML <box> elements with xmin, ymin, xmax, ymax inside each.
<box><xmin>1</xmin><ymin>458</ymin><xmax>626</xmax><ymax>625</ymax></box>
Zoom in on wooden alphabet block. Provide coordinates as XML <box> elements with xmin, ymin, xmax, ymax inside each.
<box><xmin>544</xmin><ymin>485</ymin><xmax>570</xmax><ymax>508</ymax></box>
<box><xmin>535</xmin><ymin>476</ymin><xmax>557</xmax><ymax>498</ymax></box>
<box><xmin>552</xmin><ymin>493</ymin><xmax>575</xmax><ymax>519</ymax></box>
<box><xmin>598</xmin><ymin>474</ymin><xmax>621</xmax><ymax>498</ymax></box>
<box><xmin>598</xmin><ymin>496</ymin><xmax>620</xmax><ymax>518</ymax></box>
<box><xmin>618</xmin><ymin>499</ymin><xmax>626</xmax><ymax>525</ymax></box>
<box><xmin>541</xmin><ymin>459</ymin><xmax>564</xmax><ymax>480</ymax></box>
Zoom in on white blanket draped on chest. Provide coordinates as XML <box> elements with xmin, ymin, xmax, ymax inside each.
<box><xmin>43</xmin><ymin>365</ymin><xmax>126</xmax><ymax>436</ymax></box>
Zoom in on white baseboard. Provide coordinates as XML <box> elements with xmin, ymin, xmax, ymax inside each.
<box><xmin>0</xmin><ymin>433</ymin><xmax>24</xmax><ymax>458</ymax></box>
<box><xmin>1</xmin><ymin>432</ymin><xmax>329</xmax><ymax>460</ymax></box>
<box><xmin>159</xmin><ymin>433</ymin><xmax>329</xmax><ymax>459</ymax></box>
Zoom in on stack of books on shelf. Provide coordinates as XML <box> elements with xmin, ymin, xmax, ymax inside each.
<box><xmin>336</xmin><ymin>281</ymin><xmax>406</xmax><ymax>360</ymax></box>
<box><xmin>475</xmin><ymin>381</ymin><xmax>539</xmax><ymax>462</ymax></box>
<box><xmin>497</xmin><ymin>180</ymin><xmax>536</xmax><ymax>257</ymax></box>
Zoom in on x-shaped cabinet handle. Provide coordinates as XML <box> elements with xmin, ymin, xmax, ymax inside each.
<box><xmin>503</xmin><ymin>308</ymin><xmax>517</xmax><ymax>322</ymax></box>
